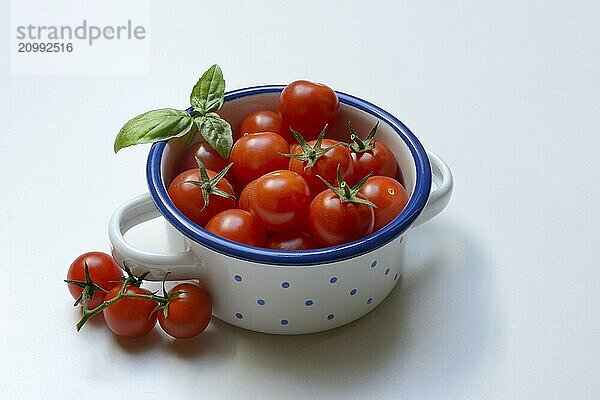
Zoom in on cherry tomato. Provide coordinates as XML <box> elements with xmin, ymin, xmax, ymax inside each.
<box><xmin>237</xmin><ymin>110</ymin><xmax>282</xmax><ymax>141</ymax></box>
<box><xmin>288</xmin><ymin>138</ymin><xmax>354</xmax><ymax>196</ymax></box>
<box><xmin>249</xmin><ymin>170</ymin><xmax>311</xmax><ymax>232</ymax></box>
<box><xmin>238</xmin><ymin>179</ymin><xmax>256</xmax><ymax>211</ymax></box>
<box><xmin>279</xmin><ymin>80</ymin><xmax>339</xmax><ymax>141</ymax></box>
<box><xmin>308</xmin><ymin>190</ymin><xmax>374</xmax><ymax>246</ymax></box>
<box><xmin>229</xmin><ymin>132</ymin><xmax>290</xmax><ymax>187</ymax></box>
<box><xmin>267</xmin><ymin>230</ymin><xmax>318</xmax><ymax>250</ymax></box>
<box><xmin>360</xmin><ymin>176</ymin><xmax>409</xmax><ymax>231</ymax></box>
<box><xmin>66</xmin><ymin>252</ymin><xmax>123</xmax><ymax>309</ymax></box>
<box><xmin>350</xmin><ymin>142</ymin><xmax>398</xmax><ymax>185</ymax></box>
<box><xmin>205</xmin><ymin>209</ymin><xmax>268</xmax><ymax>247</ymax></box>
<box><xmin>289</xmin><ymin>142</ymin><xmax>301</xmax><ymax>154</ymax></box>
<box><xmin>178</xmin><ymin>141</ymin><xmax>228</xmax><ymax>175</ymax></box>
<box><xmin>158</xmin><ymin>283</ymin><xmax>212</xmax><ymax>339</ymax></box>
<box><xmin>168</xmin><ymin>168</ymin><xmax>235</xmax><ymax>227</ymax></box>
<box><xmin>103</xmin><ymin>285</ymin><xmax>158</xmax><ymax>338</ymax></box>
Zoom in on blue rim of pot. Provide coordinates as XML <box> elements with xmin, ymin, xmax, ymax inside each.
<box><xmin>147</xmin><ymin>85</ymin><xmax>431</xmax><ymax>266</ymax></box>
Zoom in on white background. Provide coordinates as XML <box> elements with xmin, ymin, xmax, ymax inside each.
<box><xmin>9</xmin><ymin>0</ymin><xmax>151</xmax><ymax>73</ymax></box>
<box><xmin>1</xmin><ymin>0</ymin><xmax>599</xmax><ymax>399</ymax></box>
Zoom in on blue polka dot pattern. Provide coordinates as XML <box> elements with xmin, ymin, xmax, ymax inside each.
<box><xmin>281</xmin><ymin>319</ymin><xmax>288</xmax><ymax>325</ymax></box>
<box><xmin>305</xmin><ymin>299</ymin><xmax>314</xmax><ymax>306</ymax></box>
<box><xmin>385</xmin><ymin>268</ymin><xmax>390</xmax><ymax>276</ymax></box>
<box><xmin>371</xmin><ymin>260</ymin><xmax>377</xmax><ymax>268</ymax></box>
<box><xmin>327</xmin><ymin>313</ymin><xmax>335</xmax><ymax>320</ymax></box>
<box><xmin>329</xmin><ymin>277</ymin><xmax>337</xmax><ymax>284</ymax></box>
<box><xmin>281</xmin><ymin>281</ymin><xmax>290</xmax><ymax>288</ymax></box>
<box><xmin>257</xmin><ymin>299</ymin><xmax>265</xmax><ymax>306</ymax></box>
<box><xmin>367</xmin><ymin>297</ymin><xmax>373</xmax><ymax>305</ymax></box>
<box><xmin>349</xmin><ymin>288</ymin><xmax>357</xmax><ymax>296</ymax></box>
<box><xmin>234</xmin><ymin>275</ymin><xmax>242</xmax><ymax>282</ymax></box>
<box><xmin>235</xmin><ymin>312</ymin><xmax>243</xmax><ymax>319</ymax></box>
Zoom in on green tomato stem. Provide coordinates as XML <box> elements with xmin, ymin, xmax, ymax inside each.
<box><xmin>75</xmin><ymin>277</ymin><xmax>170</xmax><ymax>331</ymax></box>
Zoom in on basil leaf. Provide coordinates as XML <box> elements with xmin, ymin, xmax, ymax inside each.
<box><xmin>194</xmin><ymin>115</ymin><xmax>233</xmax><ymax>159</ymax></box>
<box><xmin>114</xmin><ymin>109</ymin><xmax>194</xmax><ymax>153</ymax></box>
<box><xmin>190</xmin><ymin>64</ymin><xmax>225</xmax><ymax>113</ymax></box>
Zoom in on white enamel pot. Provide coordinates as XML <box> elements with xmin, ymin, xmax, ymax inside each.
<box><xmin>108</xmin><ymin>86</ymin><xmax>453</xmax><ymax>334</ymax></box>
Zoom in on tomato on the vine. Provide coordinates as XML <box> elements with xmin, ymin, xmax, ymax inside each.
<box><xmin>178</xmin><ymin>141</ymin><xmax>229</xmax><ymax>175</ymax></box>
<box><xmin>360</xmin><ymin>176</ymin><xmax>408</xmax><ymax>231</ymax></box>
<box><xmin>279</xmin><ymin>80</ymin><xmax>339</xmax><ymax>141</ymax></box>
<box><xmin>103</xmin><ymin>285</ymin><xmax>158</xmax><ymax>338</ymax></box>
<box><xmin>168</xmin><ymin>163</ymin><xmax>235</xmax><ymax>227</ymax></box>
<box><xmin>206</xmin><ymin>209</ymin><xmax>268</xmax><ymax>247</ymax></box>
<box><xmin>248</xmin><ymin>170</ymin><xmax>311</xmax><ymax>232</ymax></box>
<box><xmin>158</xmin><ymin>283</ymin><xmax>212</xmax><ymax>339</ymax></box>
<box><xmin>237</xmin><ymin>110</ymin><xmax>282</xmax><ymax>141</ymax></box>
<box><xmin>66</xmin><ymin>252</ymin><xmax>123</xmax><ymax>309</ymax></box>
<box><xmin>287</xmin><ymin>130</ymin><xmax>353</xmax><ymax>196</ymax></box>
<box><xmin>229</xmin><ymin>132</ymin><xmax>290</xmax><ymax>187</ymax></box>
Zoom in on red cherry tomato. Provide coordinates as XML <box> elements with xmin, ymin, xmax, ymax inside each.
<box><xmin>288</xmin><ymin>139</ymin><xmax>354</xmax><ymax>196</ymax></box>
<box><xmin>177</xmin><ymin>141</ymin><xmax>228</xmax><ymax>175</ymax></box>
<box><xmin>229</xmin><ymin>132</ymin><xmax>290</xmax><ymax>187</ymax></box>
<box><xmin>103</xmin><ymin>285</ymin><xmax>158</xmax><ymax>338</ymax></box>
<box><xmin>267</xmin><ymin>230</ymin><xmax>318</xmax><ymax>250</ymax></box>
<box><xmin>237</xmin><ymin>110</ymin><xmax>283</xmax><ymax>141</ymax></box>
<box><xmin>350</xmin><ymin>142</ymin><xmax>398</xmax><ymax>185</ymax></box>
<box><xmin>289</xmin><ymin>142</ymin><xmax>301</xmax><ymax>154</ymax></box>
<box><xmin>168</xmin><ymin>168</ymin><xmax>235</xmax><ymax>227</ymax></box>
<box><xmin>279</xmin><ymin>80</ymin><xmax>339</xmax><ymax>141</ymax></box>
<box><xmin>237</xmin><ymin>179</ymin><xmax>256</xmax><ymax>211</ymax></box>
<box><xmin>205</xmin><ymin>209</ymin><xmax>268</xmax><ymax>247</ymax></box>
<box><xmin>158</xmin><ymin>283</ymin><xmax>212</xmax><ymax>339</ymax></box>
<box><xmin>66</xmin><ymin>252</ymin><xmax>123</xmax><ymax>309</ymax></box>
<box><xmin>249</xmin><ymin>170</ymin><xmax>311</xmax><ymax>232</ymax></box>
<box><xmin>308</xmin><ymin>190</ymin><xmax>374</xmax><ymax>246</ymax></box>
<box><xmin>360</xmin><ymin>176</ymin><xmax>409</xmax><ymax>231</ymax></box>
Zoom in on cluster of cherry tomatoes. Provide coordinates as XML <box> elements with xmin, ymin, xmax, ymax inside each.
<box><xmin>66</xmin><ymin>252</ymin><xmax>212</xmax><ymax>339</ymax></box>
<box><xmin>168</xmin><ymin>80</ymin><xmax>409</xmax><ymax>248</ymax></box>
<box><xmin>67</xmin><ymin>80</ymin><xmax>409</xmax><ymax>341</ymax></box>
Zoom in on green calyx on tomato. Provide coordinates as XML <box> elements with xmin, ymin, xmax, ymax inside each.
<box><xmin>64</xmin><ymin>260</ymin><xmax>110</xmax><ymax>307</ymax></box>
<box><xmin>282</xmin><ymin>125</ymin><xmax>342</xmax><ymax>169</ymax></box>
<box><xmin>65</xmin><ymin>252</ymin><xmax>125</xmax><ymax>310</ymax></box>
<box><xmin>181</xmin><ymin>157</ymin><xmax>236</xmax><ymax>212</ymax></box>
<box><xmin>149</xmin><ymin>273</ymin><xmax>185</xmax><ymax>320</ymax></box>
<box><xmin>114</xmin><ymin>64</ymin><xmax>234</xmax><ymax>159</ymax></box>
<box><xmin>348</xmin><ymin>121</ymin><xmax>379</xmax><ymax>153</ymax></box>
<box><xmin>316</xmin><ymin>165</ymin><xmax>377</xmax><ymax>208</ymax></box>
<box><xmin>120</xmin><ymin>260</ymin><xmax>150</xmax><ymax>287</ymax></box>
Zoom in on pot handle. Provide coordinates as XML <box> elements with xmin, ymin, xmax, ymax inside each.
<box><xmin>412</xmin><ymin>149</ymin><xmax>453</xmax><ymax>227</ymax></box>
<box><xmin>108</xmin><ymin>193</ymin><xmax>199</xmax><ymax>280</ymax></box>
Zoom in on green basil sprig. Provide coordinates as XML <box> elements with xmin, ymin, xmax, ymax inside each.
<box><xmin>190</xmin><ymin>65</ymin><xmax>225</xmax><ymax>113</ymax></box>
<box><xmin>113</xmin><ymin>109</ymin><xmax>194</xmax><ymax>153</ymax></box>
<box><xmin>114</xmin><ymin>65</ymin><xmax>233</xmax><ymax>159</ymax></box>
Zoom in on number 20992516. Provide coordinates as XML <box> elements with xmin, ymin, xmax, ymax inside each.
<box><xmin>18</xmin><ymin>42</ymin><xmax>73</xmax><ymax>52</ymax></box>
